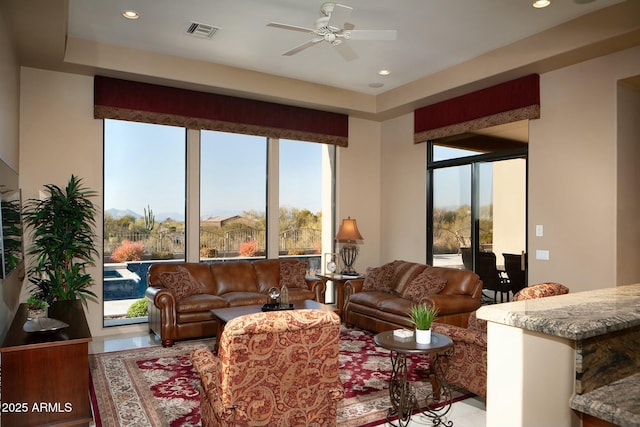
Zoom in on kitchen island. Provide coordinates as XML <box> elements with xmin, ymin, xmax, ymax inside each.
<box><xmin>477</xmin><ymin>283</ymin><xmax>640</xmax><ymax>427</ymax></box>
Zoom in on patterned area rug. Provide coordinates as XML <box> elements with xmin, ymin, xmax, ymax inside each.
<box><xmin>89</xmin><ymin>327</ymin><xmax>469</xmax><ymax>426</ymax></box>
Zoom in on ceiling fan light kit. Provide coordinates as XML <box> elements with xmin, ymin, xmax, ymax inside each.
<box><xmin>266</xmin><ymin>2</ymin><xmax>397</xmax><ymax>61</ymax></box>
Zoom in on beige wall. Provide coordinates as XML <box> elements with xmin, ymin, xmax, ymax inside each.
<box><xmin>493</xmin><ymin>159</ymin><xmax>527</xmax><ymax>259</ymax></box>
<box><xmin>19</xmin><ymin>68</ymin><xmax>113</xmax><ymax>336</ymax></box>
<box><xmin>616</xmin><ymin>81</ymin><xmax>640</xmax><ymax>285</ymax></box>
<box><xmin>338</xmin><ymin>117</ymin><xmax>382</xmax><ymax>274</ymax></box>
<box><xmin>528</xmin><ymin>45</ymin><xmax>640</xmax><ymax>290</ymax></box>
<box><xmin>0</xmin><ymin>6</ymin><xmax>22</xmax><ymax>341</ymax></box>
<box><xmin>379</xmin><ymin>113</ymin><xmax>427</xmax><ymax>263</ymax></box>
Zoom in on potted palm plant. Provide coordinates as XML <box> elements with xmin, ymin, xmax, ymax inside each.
<box><xmin>409</xmin><ymin>303</ymin><xmax>439</xmax><ymax>344</ymax></box>
<box><xmin>22</xmin><ymin>175</ymin><xmax>99</xmax><ymax>306</ymax></box>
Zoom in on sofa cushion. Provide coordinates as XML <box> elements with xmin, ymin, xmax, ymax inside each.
<box><xmin>391</xmin><ymin>261</ymin><xmax>429</xmax><ymax>296</ymax></box>
<box><xmin>362</xmin><ymin>262</ymin><xmax>396</xmax><ymax>292</ymax></box>
<box><xmin>400</xmin><ymin>269</ymin><xmax>447</xmax><ymax>302</ymax></box>
<box><xmin>211</xmin><ymin>261</ymin><xmax>259</xmax><ymax>294</ymax></box>
<box><xmin>158</xmin><ymin>266</ymin><xmax>205</xmax><ymax>301</ymax></box>
<box><xmin>253</xmin><ymin>259</ymin><xmax>282</xmax><ymax>293</ymax></box>
<box><xmin>279</xmin><ymin>261</ymin><xmax>309</xmax><ymax>289</ymax></box>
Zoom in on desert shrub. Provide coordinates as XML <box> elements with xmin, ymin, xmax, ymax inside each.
<box><xmin>151</xmin><ymin>251</ymin><xmax>174</xmax><ymax>260</ymax></box>
<box><xmin>239</xmin><ymin>240</ymin><xmax>259</xmax><ymax>257</ymax></box>
<box><xmin>200</xmin><ymin>247</ymin><xmax>218</xmax><ymax>258</ymax></box>
<box><xmin>111</xmin><ymin>240</ymin><xmax>145</xmax><ymax>262</ymax></box>
<box><xmin>126</xmin><ymin>299</ymin><xmax>148</xmax><ymax>318</ymax></box>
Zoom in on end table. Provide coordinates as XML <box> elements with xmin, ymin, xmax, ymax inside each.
<box><xmin>315</xmin><ymin>273</ymin><xmax>362</xmax><ymax>318</ymax></box>
<box><xmin>374</xmin><ymin>330</ymin><xmax>454</xmax><ymax>427</ymax></box>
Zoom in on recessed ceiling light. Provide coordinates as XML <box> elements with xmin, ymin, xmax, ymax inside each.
<box><xmin>532</xmin><ymin>0</ymin><xmax>551</xmax><ymax>8</ymax></box>
<box><xmin>368</xmin><ymin>82</ymin><xmax>384</xmax><ymax>88</ymax></box>
<box><xmin>122</xmin><ymin>10</ymin><xmax>140</xmax><ymax>20</ymax></box>
<box><xmin>378</xmin><ymin>69</ymin><xmax>391</xmax><ymax>76</ymax></box>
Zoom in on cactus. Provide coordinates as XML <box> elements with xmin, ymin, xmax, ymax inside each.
<box><xmin>144</xmin><ymin>205</ymin><xmax>155</xmax><ymax>231</ymax></box>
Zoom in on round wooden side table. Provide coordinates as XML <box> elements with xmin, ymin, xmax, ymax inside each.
<box><xmin>374</xmin><ymin>330</ymin><xmax>454</xmax><ymax>427</ymax></box>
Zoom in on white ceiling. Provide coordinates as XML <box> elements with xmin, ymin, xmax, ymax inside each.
<box><xmin>67</xmin><ymin>0</ymin><xmax>625</xmax><ymax>95</ymax></box>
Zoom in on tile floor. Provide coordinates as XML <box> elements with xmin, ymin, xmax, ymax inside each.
<box><xmin>90</xmin><ymin>331</ymin><xmax>487</xmax><ymax>427</ymax></box>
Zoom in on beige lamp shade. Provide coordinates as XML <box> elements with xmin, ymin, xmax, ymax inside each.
<box><xmin>335</xmin><ymin>217</ymin><xmax>363</xmax><ymax>242</ymax></box>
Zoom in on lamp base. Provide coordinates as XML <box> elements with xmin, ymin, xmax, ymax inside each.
<box><xmin>339</xmin><ymin>244</ymin><xmax>359</xmax><ymax>277</ymax></box>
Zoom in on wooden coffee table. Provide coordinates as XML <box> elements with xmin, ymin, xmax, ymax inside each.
<box><xmin>211</xmin><ymin>300</ymin><xmax>336</xmax><ymax>351</ymax></box>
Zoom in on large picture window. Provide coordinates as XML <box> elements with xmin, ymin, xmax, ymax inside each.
<box><xmin>103</xmin><ymin>119</ymin><xmax>186</xmax><ymax>326</ymax></box>
<box><xmin>103</xmin><ymin>122</ymin><xmax>336</xmax><ymax>326</ymax></box>
<box><xmin>200</xmin><ymin>131</ymin><xmax>267</xmax><ymax>260</ymax></box>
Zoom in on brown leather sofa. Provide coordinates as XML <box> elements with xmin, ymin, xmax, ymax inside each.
<box><xmin>146</xmin><ymin>258</ymin><xmax>325</xmax><ymax>347</ymax></box>
<box><xmin>344</xmin><ymin>260</ymin><xmax>483</xmax><ymax>332</ymax></box>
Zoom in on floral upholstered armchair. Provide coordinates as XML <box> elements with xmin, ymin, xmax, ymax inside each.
<box><xmin>431</xmin><ymin>282</ymin><xmax>569</xmax><ymax>398</ymax></box>
<box><xmin>191</xmin><ymin>309</ymin><xmax>343</xmax><ymax>427</ymax></box>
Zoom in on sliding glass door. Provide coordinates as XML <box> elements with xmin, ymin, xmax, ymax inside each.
<box><xmin>427</xmin><ymin>134</ymin><xmax>527</xmax><ymax>298</ymax></box>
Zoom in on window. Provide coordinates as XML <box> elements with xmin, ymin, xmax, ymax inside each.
<box><xmin>200</xmin><ymin>131</ymin><xmax>267</xmax><ymax>260</ymax></box>
<box><xmin>279</xmin><ymin>140</ymin><xmax>328</xmax><ymax>275</ymax></box>
<box><xmin>103</xmin><ymin>123</ymin><xmax>336</xmax><ymax>325</ymax></box>
<box><xmin>103</xmin><ymin>119</ymin><xmax>186</xmax><ymax>326</ymax></box>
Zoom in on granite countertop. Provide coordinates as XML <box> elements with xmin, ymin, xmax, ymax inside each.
<box><xmin>476</xmin><ymin>283</ymin><xmax>640</xmax><ymax>340</ymax></box>
<box><xmin>570</xmin><ymin>372</ymin><xmax>640</xmax><ymax>427</ymax></box>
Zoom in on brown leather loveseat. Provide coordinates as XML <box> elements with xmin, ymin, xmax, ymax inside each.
<box><xmin>146</xmin><ymin>258</ymin><xmax>325</xmax><ymax>347</ymax></box>
<box><xmin>344</xmin><ymin>260</ymin><xmax>483</xmax><ymax>332</ymax></box>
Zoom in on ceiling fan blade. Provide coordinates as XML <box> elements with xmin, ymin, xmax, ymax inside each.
<box><xmin>267</xmin><ymin>22</ymin><xmax>315</xmax><ymax>34</ymax></box>
<box><xmin>327</xmin><ymin>3</ymin><xmax>353</xmax><ymax>31</ymax></box>
<box><xmin>347</xmin><ymin>29</ymin><xmax>397</xmax><ymax>41</ymax></box>
<box><xmin>282</xmin><ymin>38</ymin><xmax>323</xmax><ymax>56</ymax></box>
<box><xmin>335</xmin><ymin>42</ymin><xmax>358</xmax><ymax>62</ymax></box>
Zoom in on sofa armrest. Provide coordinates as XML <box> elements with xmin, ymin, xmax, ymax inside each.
<box><xmin>344</xmin><ymin>278</ymin><xmax>364</xmax><ymax>300</ymax></box>
<box><xmin>145</xmin><ymin>285</ymin><xmax>178</xmax><ymax>346</ymax></box>
<box><xmin>191</xmin><ymin>348</ymin><xmax>235</xmax><ymax>422</ymax></box>
<box><xmin>431</xmin><ymin>322</ymin><xmax>487</xmax><ymax>347</ymax></box>
<box><xmin>306</xmin><ymin>278</ymin><xmax>326</xmax><ymax>303</ymax></box>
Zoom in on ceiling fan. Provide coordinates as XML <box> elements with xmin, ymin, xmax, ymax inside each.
<box><xmin>266</xmin><ymin>2</ymin><xmax>397</xmax><ymax>61</ymax></box>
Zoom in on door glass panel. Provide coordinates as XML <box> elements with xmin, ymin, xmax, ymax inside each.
<box><xmin>432</xmin><ymin>165</ymin><xmax>471</xmax><ymax>268</ymax></box>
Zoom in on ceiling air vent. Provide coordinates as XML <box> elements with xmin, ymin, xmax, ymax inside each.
<box><xmin>186</xmin><ymin>21</ymin><xmax>219</xmax><ymax>39</ymax></box>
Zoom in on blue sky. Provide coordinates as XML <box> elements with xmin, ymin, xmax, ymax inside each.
<box><xmin>104</xmin><ymin>120</ymin><xmax>322</xmax><ymax>220</ymax></box>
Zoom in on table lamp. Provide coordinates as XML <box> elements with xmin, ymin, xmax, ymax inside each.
<box><xmin>335</xmin><ymin>217</ymin><xmax>363</xmax><ymax>276</ymax></box>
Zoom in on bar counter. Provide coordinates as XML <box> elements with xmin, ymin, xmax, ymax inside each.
<box><xmin>477</xmin><ymin>283</ymin><xmax>640</xmax><ymax>427</ymax></box>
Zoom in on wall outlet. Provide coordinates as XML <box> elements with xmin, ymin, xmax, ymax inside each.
<box><xmin>536</xmin><ymin>250</ymin><xmax>550</xmax><ymax>260</ymax></box>
<box><xmin>535</xmin><ymin>225</ymin><xmax>543</xmax><ymax>237</ymax></box>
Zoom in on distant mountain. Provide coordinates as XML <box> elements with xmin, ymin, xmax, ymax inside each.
<box><xmin>105</xmin><ymin>208</ymin><xmax>141</xmax><ymax>219</ymax></box>
<box><xmin>155</xmin><ymin>212</ymin><xmax>185</xmax><ymax>222</ymax></box>
<box><xmin>105</xmin><ymin>208</ymin><xmax>185</xmax><ymax>222</ymax></box>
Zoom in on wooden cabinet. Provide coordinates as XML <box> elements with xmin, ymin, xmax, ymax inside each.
<box><xmin>1</xmin><ymin>300</ymin><xmax>93</xmax><ymax>427</ymax></box>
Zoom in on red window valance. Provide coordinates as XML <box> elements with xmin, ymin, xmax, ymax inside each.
<box><xmin>414</xmin><ymin>74</ymin><xmax>540</xmax><ymax>143</ymax></box>
<box><xmin>94</xmin><ymin>76</ymin><xmax>349</xmax><ymax>147</ymax></box>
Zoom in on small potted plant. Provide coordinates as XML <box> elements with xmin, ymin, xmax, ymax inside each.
<box><xmin>26</xmin><ymin>295</ymin><xmax>49</xmax><ymax>319</ymax></box>
<box><xmin>408</xmin><ymin>303</ymin><xmax>439</xmax><ymax>344</ymax></box>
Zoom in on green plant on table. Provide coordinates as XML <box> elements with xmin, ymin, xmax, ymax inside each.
<box><xmin>26</xmin><ymin>294</ymin><xmax>49</xmax><ymax>311</ymax></box>
<box><xmin>22</xmin><ymin>175</ymin><xmax>99</xmax><ymax>306</ymax></box>
<box><xmin>408</xmin><ymin>303</ymin><xmax>439</xmax><ymax>330</ymax></box>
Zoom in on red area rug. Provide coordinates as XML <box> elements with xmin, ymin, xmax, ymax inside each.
<box><xmin>89</xmin><ymin>327</ymin><xmax>469</xmax><ymax>426</ymax></box>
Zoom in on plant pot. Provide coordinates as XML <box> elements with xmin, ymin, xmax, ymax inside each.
<box><xmin>27</xmin><ymin>308</ymin><xmax>47</xmax><ymax>320</ymax></box>
<box><xmin>415</xmin><ymin>328</ymin><xmax>432</xmax><ymax>344</ymax></box>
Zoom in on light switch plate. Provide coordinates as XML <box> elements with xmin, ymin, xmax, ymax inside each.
<box><xmin>536</xmin><ymin>225</ymin><xmax>543</xmax><ymax>237</ymax></box>
<box><xmin>536</xmin><ymin>249</ymin><xmax>549</xmax><ymax>260</ymax></box>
